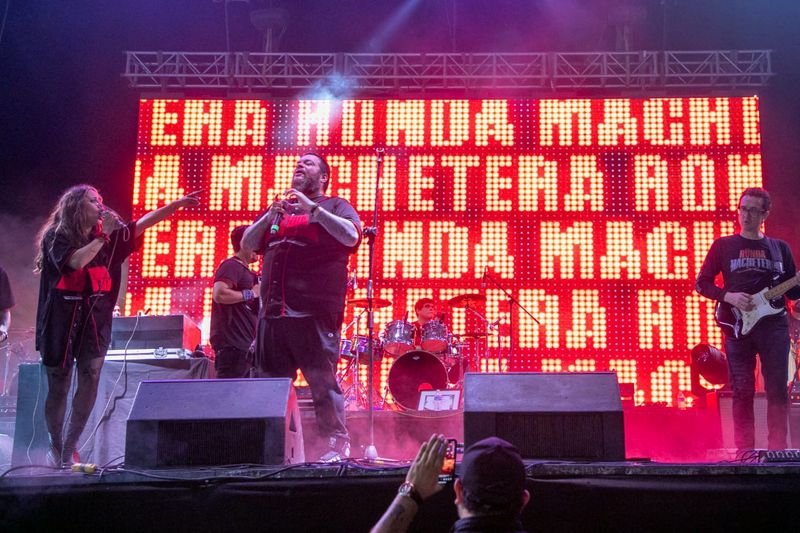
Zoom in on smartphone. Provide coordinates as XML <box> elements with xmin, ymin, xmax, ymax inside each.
<box><xmin>438</xmin><ymin>438</ymin><xmax>458</xmax><ymax>485</ymax></box>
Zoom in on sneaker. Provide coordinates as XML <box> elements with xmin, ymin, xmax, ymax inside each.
<box><xmin>319</xmin><ymin>437</ymin><xmax>350</xmax><ymax>462</ymax></box>
<box><xmin>46</xmin><ymin>446</ymin><xmax>62</xmax><ymax>469</ymax></box>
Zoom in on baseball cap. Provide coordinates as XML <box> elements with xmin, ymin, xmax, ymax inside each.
<box><xmin>460</xmin><ymin>437</ymin><xmax>526</xmax><ymax>513</ymax></box>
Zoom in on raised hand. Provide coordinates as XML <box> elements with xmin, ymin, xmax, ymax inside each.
<box><xmin>405</xmin><ymin>434</ymin><xmax>447</xmax><ymax>500</ymax></box>
<box><xmin>174</xmin><ymin>190</ymin><xmax>202</xmax><ymax>208</ymax></box>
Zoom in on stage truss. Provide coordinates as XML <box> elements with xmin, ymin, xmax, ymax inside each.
<box><xmin>123</xmin><ymin>50</ymin><xmax>772</xmax><ymax>93</ymax></box>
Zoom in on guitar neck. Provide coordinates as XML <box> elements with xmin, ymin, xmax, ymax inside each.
<box><xmin>764</xmin><ymin>276</ymin><xmax>800</xmax><ymax>300</ymax></box>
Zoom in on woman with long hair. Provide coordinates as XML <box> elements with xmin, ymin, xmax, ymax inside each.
<box><xmin>35</xmin><ymin>184</ymin><xmax>200</xmax><ymax>466</ymax></box>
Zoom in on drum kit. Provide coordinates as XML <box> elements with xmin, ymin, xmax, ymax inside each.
<box><xmin>338</xmin><ymin>292</ymin><xmax>492</xmax><ymax>411</ymax></box>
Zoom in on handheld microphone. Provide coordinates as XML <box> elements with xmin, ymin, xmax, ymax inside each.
<box><xmin>480</xmin><ymin>266</ymin><xmax>488</xmax><ymax>289</ymax></box>
<box><xmin>101</xmin><ymin>209</ymin><xmax>126</xmax><ymax>228</ymax></box>
<box><xmin>269</xmin><ymin>211</ymin><xmax>283</xmax><ymax>235</ymax></box>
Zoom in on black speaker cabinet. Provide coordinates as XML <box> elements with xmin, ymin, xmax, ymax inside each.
<box><xmin>464</xmin><ymin>372</ymin><xmax>625</xmax><ymax>461</ymax></box>
<box><xmin>125</xmin><ymin>378</ymin><xmax>304</xmax><ymax>467</ymax></box>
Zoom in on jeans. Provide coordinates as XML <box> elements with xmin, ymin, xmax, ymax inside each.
<box><xmin>725</xmin><ymin>315</ymin><xmax>790</xmax><ymax>450</ymax></box>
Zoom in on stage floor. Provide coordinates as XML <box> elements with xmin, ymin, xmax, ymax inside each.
<box><xmin>2</xmin><ymin>457</ymin><xmax>800</xmax><ymax>532</ymax></box>
<box><xmin>4</xmin><ymin>384</ymin><xmax>800</xmax><ymax>531</ymax></box>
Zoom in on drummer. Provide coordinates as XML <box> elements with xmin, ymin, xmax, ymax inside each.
<box><xmin>412</xmin><ymin>298</ymin><xmax>440</xmax><ymax>348</ymax></box>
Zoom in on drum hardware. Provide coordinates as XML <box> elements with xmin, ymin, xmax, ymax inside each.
<box><xmin>338</xmin><ymin>311</ymin><xmax>384</xmax><ymax>411</ymax></box>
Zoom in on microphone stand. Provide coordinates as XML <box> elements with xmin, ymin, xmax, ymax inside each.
<box><xmin>483</xmin><ymin>272</ymin><xmax>539</xmax><ymax>370</ymax></box>
<box><xmin>363</xmin><ymin>147</ymin><xmax>384</xmax><ymax>461</ymax></box>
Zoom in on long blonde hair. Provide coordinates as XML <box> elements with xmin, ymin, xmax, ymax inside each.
<box><xmin>34</xmin><ymin>184</ymin><xmax>98</xmax><ymax>273</ymax></box>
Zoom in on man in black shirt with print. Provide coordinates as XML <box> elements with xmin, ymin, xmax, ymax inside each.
<box><xmin>696</xmin><ymin>187</ymin><xmax>800</xmax><ymax>451</ymax></box>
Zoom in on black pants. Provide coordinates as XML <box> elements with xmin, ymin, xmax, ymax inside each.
<box><xmin>255</xmin><ymin>314</ymin><xmax>347</xmax><ymax>441</ymax></box>
<box><xmin>213</xmin><ymin>346</ymin><xmax>251</xmax><ymax>379</ymax></box>
<box><xmin>725</xmin><ymin>315</ymin><xmax>790</xmax><ymax>450</ymax></box>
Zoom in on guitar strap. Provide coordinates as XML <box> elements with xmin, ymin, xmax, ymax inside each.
<box><xmin>765</xmin><ymin>236</ymin><xmax>784</xmax><ymax>278</ymax></box>
<box><xmin>765</xmin><ymin>236</ymin><xmax>788</xmax><ymax>314</ymax></box>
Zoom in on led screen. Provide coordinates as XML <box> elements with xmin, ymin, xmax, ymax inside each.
<box><xmin>128</xmin><ymin>97</ymin><xmax>762</xmax><ymax>405</ymax></box>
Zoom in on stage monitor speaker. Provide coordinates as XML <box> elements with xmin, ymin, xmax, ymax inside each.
<box><xmin>464</xmin><ymin>372</ymin><xmax>625</xmax><ymax>461</ymax></box>
<box><xmin>125</xmin><ymin>378</ymin><xmax>303</xmax><ymax>467</ymax></box>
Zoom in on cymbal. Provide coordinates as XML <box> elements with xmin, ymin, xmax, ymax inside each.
<box><xmin>347</xmin><ymin>297</ymin><xmax>392</xmax><ymax>309</ymax></box>
<box><xmin>447</xmin><ymin>293</ymin><xmax>486</xmax><ymax>308</ymax></box>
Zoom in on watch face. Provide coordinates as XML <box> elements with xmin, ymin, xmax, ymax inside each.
<box><xmin>398</xmin><ymin>482</ymin><xmax>412</xmax><ymax>495</ymax></box>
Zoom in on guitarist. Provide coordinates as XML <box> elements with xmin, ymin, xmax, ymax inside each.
<box><xmin>696</xmin><ymin>187</ymin><xmax>800</xmax><ymax>451</ymax></box>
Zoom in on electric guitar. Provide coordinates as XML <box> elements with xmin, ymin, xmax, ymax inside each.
<box><xmin>715</xmin><ymin>276</ymin><xmax>800</xmax><ymax>339</ymax></box>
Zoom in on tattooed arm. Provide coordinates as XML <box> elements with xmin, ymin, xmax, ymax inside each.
<box><xmin>370</xmin><ymin>435</ymin><xmax>446</xmax><ymax>533</ymax></box>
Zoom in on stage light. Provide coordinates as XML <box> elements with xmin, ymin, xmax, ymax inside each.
<box><xmin>691</xmin><ymin>343</ymin><xmax>728</xmax><ymax>386</ymax></box>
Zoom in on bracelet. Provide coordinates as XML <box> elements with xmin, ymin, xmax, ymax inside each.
<box><xmin>242</xmin><ymin>289</ymin><xmax>254</xmax><ymax>301</ymax></box>
<box><xmin>310</xmin><ymin>204</ymin><xmax>320</xmax><ymax>216</ymax></box>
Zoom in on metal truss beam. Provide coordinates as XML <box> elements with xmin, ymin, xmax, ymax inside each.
<box><xmin>123</xmin><ymin>50</ymin><xmax>772</xmax><ymax>93</ymax></box>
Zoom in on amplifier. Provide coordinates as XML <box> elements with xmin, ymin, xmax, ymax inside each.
<box><xmin>110</xmin><ymin>315</ymin><xmax>201</xmax><ymax>351</ymax></box>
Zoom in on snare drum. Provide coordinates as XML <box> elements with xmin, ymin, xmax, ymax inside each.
<box><xmin>383</xmin><ymin>320</ymin><xmax>414</xmax><ymax>356</ymax></box>
<box><xmin>421</xmin><ymin>321</ymin><xmax>449</xmax><ymax>353</ymax></box>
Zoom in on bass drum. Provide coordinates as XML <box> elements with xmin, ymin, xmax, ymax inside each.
<box><xmin>388</xmin><ymin>350</ymin><xmax>448</xmax><ymax>411</ymax></box>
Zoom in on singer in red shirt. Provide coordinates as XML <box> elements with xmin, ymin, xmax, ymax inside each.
<box><xmin>34</xmin><ymin>184</ymin><xmax>200</xmax><ymax>466</ymax></box>
<box><xmin>241</xmin><ymin>153</ymin><xmax>362</xmax><ymax>462</ymax></box>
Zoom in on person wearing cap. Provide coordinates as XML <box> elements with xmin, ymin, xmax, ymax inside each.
<box><xmin>371</xmin><ymin>434</ymin><xmax>530</xmax><ymax>533</ymax></box>
<box><xmin>210</xmin><ymin>225</ymin><xmax>260</xmax><ymax>379</ymax></box>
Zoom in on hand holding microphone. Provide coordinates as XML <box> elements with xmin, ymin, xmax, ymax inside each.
<box><xmin>100</xmin><ymin>208</ymin><xmax>125</xmax><ymax>231</ymax></box>
<box><xmin>268</xmin><ymin>196</ymin><xmax>291</xmax><ymax>235</ymax></box>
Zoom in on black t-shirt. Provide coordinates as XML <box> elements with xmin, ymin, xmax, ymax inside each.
<box><xmin>35</xmin><ymin>222</ymin><xmax>142</xmax><ymax>357</ymax></box>
<box><xmin>210</xmin><ymin>257</ymin><xmax>259</xmax><ymax>352</ymax></box>
<box><xmin>256</xmin><ymin>195</ymin><xmax>362</xmax><ymax>318</ymax></box>
<box><xmin>695</xmin><ymin>234</ymin><xmax>800</xmax><ymax>308</ymax></box>
<box><xmin>0</xmin><ymin>266</ymin><xmax>14</xmax><ymax>310</ymax></box>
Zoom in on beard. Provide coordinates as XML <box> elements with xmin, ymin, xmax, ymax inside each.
<box><xmin>291</xmin><ymin>173</ymin><xmax>315</xmax><ymax>194</ymax></box>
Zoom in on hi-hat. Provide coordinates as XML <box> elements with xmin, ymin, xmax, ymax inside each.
<box><xmin>447</xmin><ymin>293</ymin><xmax>486</xmax><ymax>308</ymax></box>
<box><xmin>347</xmin><ymin>297</ymin><xmax>392</xmax><ymax>309</ymax></box>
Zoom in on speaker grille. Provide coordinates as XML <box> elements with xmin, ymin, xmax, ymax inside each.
<box><xmin>497</xmin><ymin>413</ymin><xmax>605</xmax><ymax>460</ymax></box>
<box><xmin>156</xmin><ymin>419</ymin><xmax>266</xmax><ymax>466</ymax></box>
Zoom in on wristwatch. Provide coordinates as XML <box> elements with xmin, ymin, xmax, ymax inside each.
<box><xmin>397</xmin><ymin>481</ymin><xmax>424</xmax><ymax>506</ymax></box>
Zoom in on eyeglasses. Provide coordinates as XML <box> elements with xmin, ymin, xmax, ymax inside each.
<box><xmin>737</xmin><ymin>206</ymin><xmax>766</xmax><ymax>216</ymax></box>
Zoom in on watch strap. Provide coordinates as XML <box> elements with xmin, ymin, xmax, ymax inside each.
<box><xmin>399</xmin><ymin>482</ymin><xmax>424</xmax><ymax>507</ymax></box>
